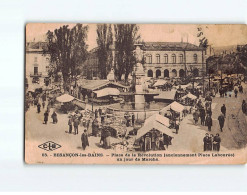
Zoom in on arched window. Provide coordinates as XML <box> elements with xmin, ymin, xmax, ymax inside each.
<box><xmin>193</xmin><ymin>54</ymin><xmax>198</xmax><ymax>63</ymax></box>
<box><xmin>164</xmin><ymin>69</ymin><xmax>169</xmax><ymax>78</ymax></box>
<box><xmin>156</xmin><ymin>69</ymin><xmax>161</xmax><ymax>78</ymax></box>
<box><xmin>164</xmin><ymin>54</ymin><xmax>168</xmax><ymax>64</ymax></box>
<box><xmin>147</xmin><ymin>69</ymin><xmax>153</xmax><ymax>77</ymax></box>
<box><xmin>179</xmin><ymin>54</ymin><xmax>183</xmax><ymax>63</ymax></box>
<box><xmin>171</xmin><ymin>69</ymin><xmax>177</xmax><ymax>77</ymax></box>
<box><xmin>179</xmin><ymin>69</ymin><xmax>185</xmax><ymax>77</ymax></box>
<box><xmin>147</xmin><ymin>54</ymin><xmax>152</xmax><ymax>64</ymax></box>
<box><xmin>156</xmin><ymin>54</ymin><xmax>160</xmax><ymax>64</ymax></box>
<box><xmin>172</xmin><ymin>54</ymin><xmax>176</xmax><ymax>63</ymax></box>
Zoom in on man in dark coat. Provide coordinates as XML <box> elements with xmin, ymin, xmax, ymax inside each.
<box><xmin>205</xmin><ymin>114</ymin><xmax>212</xmax><ymax>132</ymax></box>
<box><xmin>51</xmin><ymin>111</ymin><xmax>58</xmax><ymax>124</ymax></box>
<box><xmin>203</xmin><ymin>133</ymin><xmax>210</xmax><ymax>151</ymax></box>
<box><xmin>130</xmin><ymin>113</ymin><xmax>134</xmax><ymax>126</ymax></box>
<box><xmin>200</xmin><ymin>107</ymin><xmax>206</xmax><ymax>126</ymax></box>
<box><xmin>68</xmin><ymin>118</ymin><xmax>73</xmax><ymax>134</ymax></box>
<box><xmin>221</xmin><ymin>104</ymin><xmax>226</xmax><ymax>118</ymax></box>
<box><xmin>73</xmin><ymin>118</ymin><xmax>80</xmax><ymax>135</ymax></box>
<box><xmin>234</xmin><ymin>88</ymin><xmax>238</xmax><ymax>98</ymax></box>
<box><xmin>98</xmin><ymin>107</ymin><xmax>102</xmax><ymax>116</ymax></box>
<box><xmin>175</xmin><ymin>122</ymin><xmax>179</xmax><ymax>134</ymax></box>
<box><xmin>43</xmin><ymin>111</ymin><xmax>49</xmax><ymax>124</ymax></box>
<box><xmin>218</xmin><ymin>114</ymin><xmax>225</xmax><ymax>132</ymax></box>
<box><xmin>81</xmin><ymin>130</ymin><xmax>89</xmax><ymax>150</ymax></box>
<box><xmin>213</xmin><ymin>133</ymin><xmax>221</xmax><ymax>151</ymax></box>
<box><xmin>37</xmin><ymin>103</ymin><xmax>41</xmax><ymax>113</ymax></box>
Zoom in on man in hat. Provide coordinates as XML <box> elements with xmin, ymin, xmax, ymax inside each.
<box><xmin>81</xmin><ymin>130</ymin><xmax>89</xmax><ymax>150</ymax></box>
<box><xmin>221</xmin><ymin>104</ymin><xmax>226</xmax><ymax>118</ymax></box>
<box><xmin>43</xmin><ymin>111</ymin><xmax>49</xmax><ymax>124</ymax></box>
<box><xmin>200</xmin><ymin>107</ymin><xmax>206</xmax><ymax>126</ymax></box>
<box><xmin>203</xmin><ymin>133</ymin><xmax>210</xmax><ymax>151</ymax></box>
<box><xmin>37</xmin><ymin>102</ymin><xmax>41</xmax><ymax>113</ymax></box>
<box><xmin>218</xmin><ymin>113</ymin><xmax>225</xmax><ymax>132</ymax></box>
<box><xmin>131</xmin><ymin>113</ymin><xmax>135</xmax><ymax>127</ymax></box>
<box><xmin>205</xmin><ymin>114</ymin><xmax>213</xmax><ymax>132</ymax></box>
<box><xmin>68</xmin><ymin>117</ymin><xmax>73</xmax><ymax>134</ymax></box>
<box><xmin>213</xmin><ymin>133</ymin><xmax>221</xmax><ymax>151</ymax></box>
<box><xmin>73</xmin><ymin>117</ymin><xmax>80</xmax><ymax>135</ymax></box>
<box><xmin>51</xmin><ymin>111</ymin><xmax>58</xmax><ymax>124</ymax></box>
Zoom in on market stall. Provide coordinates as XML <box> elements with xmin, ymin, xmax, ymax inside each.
<box><xmin>56</xmin><ymin>94</ymin><xmax>75</xmax><ymax>113</ymax></box>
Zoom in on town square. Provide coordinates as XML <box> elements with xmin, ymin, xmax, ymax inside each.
<box><xmin>25</xmin><ymin>24</ymin><xmax>247</xmax><ymax>156</ymax></box>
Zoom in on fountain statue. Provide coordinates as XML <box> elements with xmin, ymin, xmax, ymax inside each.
<box><xmin>133</xmin><ymin>44</ymin><xmax>146</xmax><ymax>110</ymax></box>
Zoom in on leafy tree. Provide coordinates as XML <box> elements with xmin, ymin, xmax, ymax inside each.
<box><xmin>96</xmin><ymin>24</ymin><xmax>113</xmax><ymax>79</ymax></box>
<box><xmin>114</xmin><ymin>24</ymin><xmax>140</xmax><ymax>81</ymax></box>
<box><xmin>44</xmin><ymin>24</ymin><xmax>88</xmax><ymax>88</ymax></box>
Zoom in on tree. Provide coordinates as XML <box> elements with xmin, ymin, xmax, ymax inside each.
<box><xmin>96</xmin><ymin>24</ymin><xmax>113</xmax><ymax>79</ymax></box>
<box><xmin>44</xmin><ymin>24</ymin><xmax>88</xmax><ymax>88</ymax></box>
<box><xmin>114</xmin><ymin>24</ymin><xmax>140</xmax><ymax>81</ymax></box>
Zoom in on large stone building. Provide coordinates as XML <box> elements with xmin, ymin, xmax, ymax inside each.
<box><xmin>142</xmin><ymin>42</ymin><xmax>207</xmax><ymax>78</ymax></box>
<box><xmin>84</xmin><ymin>41</ymin><xmax>207</xmax><ymax>79</ymax></box>
<box><xmin>25</xmin><ymin>42</ymin><xmax>50</xmax><ymax>90</ymax></box>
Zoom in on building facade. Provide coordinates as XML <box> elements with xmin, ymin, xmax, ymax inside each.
<box><xmin>26</xmin><ymin>42</ymin><xmax>50</xmax><ymax>90</ymax></box>
<box><xmin>142</xmin><ymin>42</ymin><xmax>207</xmax><ymax>78</ymax></box>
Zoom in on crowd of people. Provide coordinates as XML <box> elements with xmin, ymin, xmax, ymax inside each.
<box><xmin>203</xmin><ymin>133</ymin><xmax>221</xmax><ymax>151</ymax></box>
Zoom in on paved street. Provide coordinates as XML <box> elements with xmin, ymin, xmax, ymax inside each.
<box><xmin>170</xmin><ymin>83</ymin><xmax>247</xmax><ymax>152</ymax></box>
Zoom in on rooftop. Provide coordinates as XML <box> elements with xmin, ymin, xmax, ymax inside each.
<box><xmin>142</xmin><ymin>42</ymin><xmax>205</xmax><ymax>51</ymax></box>
<box><xmin>77</xmin><ymin>79</ymin><xmax>128</xmax><ymax>91</ymax></box>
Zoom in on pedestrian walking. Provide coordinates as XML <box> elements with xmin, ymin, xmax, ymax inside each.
<box><xmin>208</xmin><ymin>134</ymin><xmax>214</xmax><ymax>151</ymax></box>
<box><xmin>37</xmin><ymin>103</ymin><xmax>41</xmax><ymax>113</ymax></box>
<box><xmin>43</xmin><ymin>111</ymin><xmax>49</xmax><ymax>124</ymax></box>
<box><xmin>221</xmin><ymin>104</ymin><xmax>226</xmax><ymax>118</ymax></box>
<box><xmin>205</xmin><ymin>114</ymin><xmax>212</xmax><ymax>132</ymax></box>
<box><xmin>200</xmin><ymin>107</ymin><xmax>206</xmax><ymax>125</ymax></box>
<box><xmin>51</xmin><ymin>111</ymin><xmax>58</xmax><ymax>124</ymax></box>
<box><xmin>131</xmin><ymin>113</ymin><xmax>135</xmax><ymax>126</ymax></box>
<box><xmin>218</xmin><ymin>113</ymin><xmax>225</xmax><ymax>132</ymax></box>
<box><xmin>95</xmin><ymin>109</ymin><xmax>98</xmax><ymax>118</ymax></box>
<box><xmin>81</xmin><ymin>130</ymin><xmax>89</xmax><ymax>150</ymax></box>
<box><xmin>98</xmin><ymin>107</ymin><xmax>102</xmax><ymax>116</ymax></box>
<box><xmin>234</xmin><ymin>88</ymin><xmax>238</xmax><ymax>98</ymax></box>
<box><xmin>68</xmin><ymin>117</ymin><xmax>73</xmax><ymax>134</ymax></box>
<box><xmin>175</xmin><ymin>122</ymin><xmax>179</xmax><ymax>134</ymax></box>
<box><xmin>193</xmin><ymin>110</ymin><xmax>199</xmax><ymax>125</ymax></box>
<box><xmin>42</xmin><ymin>101</ymin><xmax>45</xmax><ymax>109</ymax></box>
<box><xmin>203</xmin><ymin>133</ymin><xmax>210</xmax><ymax>151</ymax></box>
<box><xmin>73</xmin><ymin>118</ymin><xmax>80</xmax><ymax>135</ymax></box>
<box><xmin>213</xmin><ymin>133</ymin><xmax>221</xmax><ymax>151</ymax></box>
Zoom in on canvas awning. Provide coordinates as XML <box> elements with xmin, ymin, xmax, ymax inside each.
<box><xmin>95</xmin><ymin>88</ymin><xmax>120</xmax><ymax>98</ymax></box>
<box><xmin>144</xmin><ymin>114</ymin><xmax>170</xmax><ymax>127</ymax></box>
<box><xmin>181</xmin><ymin>93</ymin><xmax>197</xmax><ymax>100</ymax></box>
<box><xmin>160</xmin><ymin>101</ymin><xmax>185</xmax><ymax>114</ymax></box>
<box><xmin>56</xmin><ymin>94</ymin><xmax>74</xmax><ymax>103</ymax></box>
<box><xmin>136</xmin><ymin>118</ymin><xmax>173</xmax><ymax>140</ymax></box>
<box><xmin>153</xmin><ymin>79</ymin><xmax>167</xmax><ymax>87</ymax></box>
<box><xmin>154</xmin><ymin>90</ymin><xmax>176</xmax><ymax>100</ymax></box>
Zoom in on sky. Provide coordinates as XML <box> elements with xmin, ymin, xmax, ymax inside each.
<box><xmin>26</xmin><ymin>23</ymin><xmax>247</xmax><ymax>50</ymax></box>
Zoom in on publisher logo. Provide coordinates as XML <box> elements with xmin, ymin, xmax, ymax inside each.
<box><xmin>38</xmin><ymin>141</ymin><xmax>61</xmax><ymax>151</ymax></box>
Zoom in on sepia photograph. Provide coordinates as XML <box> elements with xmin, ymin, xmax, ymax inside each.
<box><xmin>25</xmin><ymin>23</ymin><xmax>247</xmax><ymax>164</ymax></box>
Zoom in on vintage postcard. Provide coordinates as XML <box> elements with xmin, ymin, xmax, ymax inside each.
<box><xmin>25</xmin><ymin>23</ymin><xmax>247</xmax><ymax>164</ymax></box>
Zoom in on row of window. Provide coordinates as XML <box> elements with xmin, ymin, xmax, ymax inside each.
<box><xmin>145</xmin><ymin>54</ymin><xmax>198</xmax><ymax>64</ymax></box>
